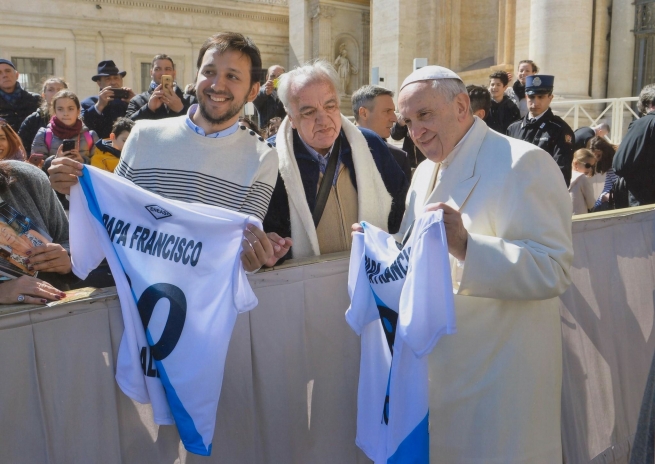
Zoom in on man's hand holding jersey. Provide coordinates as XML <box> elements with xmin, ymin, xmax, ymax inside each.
<box><xmin>48</xmin><ymin>157</ymin><xmax>83</xmax><ymax>195</ymax></box>
<box><xmin>50</xmin><ymin>159</ymin><xmax>281</xmax><ymax>273</ymax></box>
<box><xmin>242</xmin><ymin>225</ymin><xmax>296</xmax><ymax>271</ymax></box>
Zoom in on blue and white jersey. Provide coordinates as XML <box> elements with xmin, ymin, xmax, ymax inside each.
<box><xmin>346</xmin><ymin>210</ymin><xmax>456</xmax><ymax>463</ymax></box>
<box><xmin>69</xmin><ymin>165</ymin><xmax>259</xmax><ymax>456</ymax></box>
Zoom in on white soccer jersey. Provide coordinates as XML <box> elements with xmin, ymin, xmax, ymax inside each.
<box><xmin>346</xmin><ymin>210</ymin><xmax>456</xmax><ymax>463</ymax></box>
<box><xmin>69</xmin><ymin>165</ymin><xmax>260</xmax><ymax>456</ymax></box>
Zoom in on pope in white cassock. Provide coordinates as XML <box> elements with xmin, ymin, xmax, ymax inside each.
<box><xmin>390</xmin><ymin>66</ymin><xmax>572</xmax><ymax>463</ymax></box>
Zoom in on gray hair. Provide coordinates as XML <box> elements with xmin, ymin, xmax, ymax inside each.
<box><xmin>593</xmin><ymin>122</ymin><xmax>610</xmax><ymax>136</ymax></box>
<box><xmin>277</xmin><ymin>60</ymin><xmax>340</xmax><ymax>115</ymax></box>
<box><xmin>637</xmin><ymin>83</ymin><xmax>655</xmax><ymax>115</ymax></box>
<box><xmin>351</xmin><ymin>85</ymin><xmax>394</xmax><ymax>122</ymax></box>
<box><xmin>430</xmin><ymin>78</ymin><xmax>468</xmax><ymax>102</ymax></box>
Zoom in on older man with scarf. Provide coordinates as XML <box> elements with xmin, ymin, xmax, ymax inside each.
<box><xmin>263</xmin><ymin>61</ymin><xmax>408</xmax><ymax>263</ymax></box>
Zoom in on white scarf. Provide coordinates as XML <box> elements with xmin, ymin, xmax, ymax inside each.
<box><xmin>276</xmin><ymin>114</ymin><xmax>392</xmax><ymax>258</ymax></box>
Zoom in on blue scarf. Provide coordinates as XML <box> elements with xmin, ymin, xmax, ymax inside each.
<box><xmin>0</xmin><ymin>82</ymin><xmax>23</xmax><ymax>106</ymax></box>
<box><xmin>149</xmin><ymin>80</ymin><xmax>158</xmax><ymax>92</ymax></box>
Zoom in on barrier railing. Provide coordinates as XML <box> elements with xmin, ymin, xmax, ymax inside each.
<box><xmin>550</xmin><ymin>97</ymin><xmax>639</xmax><ymax>145</ymax></box>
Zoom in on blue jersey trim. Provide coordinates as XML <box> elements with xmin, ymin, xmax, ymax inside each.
<box><xmin>387</xmin><ymin>412</ymin><xmax>429</xmax><ymax>464</ymax></box>
<box><xmin>79</xmin><ymin>166</ymin><xmax>141</xmax><ymax>305</ymax></box>
<box><xmin>79</xmin><ymin>166</ymin><xmax>211</xmax><ymax>455</ymax></box>
<box><xmin>146</xmin><ymin>331</ymin><xmax>211</xmax><ymax>456</ymax></box>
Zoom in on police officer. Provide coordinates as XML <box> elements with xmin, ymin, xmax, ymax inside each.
<box><xmin>507</xmin><ymin>75</ymin><xmax>575</xmax><ymax>185</ymax></box>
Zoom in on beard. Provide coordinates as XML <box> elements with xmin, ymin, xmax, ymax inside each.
<box><xmin>198</xmin><ymin>90</ymin><xmax>249</xmax><ymax>127</ymax></box>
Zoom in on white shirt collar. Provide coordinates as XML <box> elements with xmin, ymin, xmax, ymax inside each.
<box><xmin>439</xmin><ymin>117</ymin><xmax>477</xmax><ymax>169</ymax></box>
<box><xmin>185</xmin><ymin>104</ymin><xmax>239</xmax><ymax>138</ymax></box>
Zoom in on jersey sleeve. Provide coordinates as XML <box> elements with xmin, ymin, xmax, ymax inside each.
<box><xmin>345</xmin><ymin>232</ymin><xmax>379</xmax><ymax>335</ymax></box>
<box><xmin>68</xmin><ymin>176</ymin><xmax>108</xmax><ymax>279</ymax></box>
<box><xmin>232</xmin><ymin>216</ymin><xmax>261</xmax><ymax>313</ymax></box>
<box><xmin>398</xmin><ymin>211</ymin><xmax>456</xmax><ymax>357</ymax></box>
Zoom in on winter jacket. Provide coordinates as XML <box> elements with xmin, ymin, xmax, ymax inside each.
<box><xmin>0</xmin><ymin>87</ymin><xmax>41</xmax><ymax>132</ymax></box>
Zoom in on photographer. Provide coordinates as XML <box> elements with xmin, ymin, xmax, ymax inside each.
<box><xmin>81</xmin><ymin>60</ymin><xmax>135</xmax><ymax>139</ymax></box>
<box><xmin>253</xmin><ymin>64</ymin><xmax>286</xmax><ymax>127</ymax></box>
<box><xmin>126</xmin><ymin>54</ymin><xmax>194</xmax><ymax>121</ymax></box>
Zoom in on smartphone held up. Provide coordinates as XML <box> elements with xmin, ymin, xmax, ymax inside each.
<box><xmin>61</xmin><ymin>139</ymin><xmax>76</xmax><ymax>153</ymax></box>
<box><xmin>162</xmin><ymin>75</ymin><xmax>173</xmax><ymax>92</ymax></box>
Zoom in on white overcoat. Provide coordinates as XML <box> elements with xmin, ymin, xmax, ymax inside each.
<box><xmin>398</xmin><ymin>118</ymin><xmax>573</xmax><ymax>464</ymax></box>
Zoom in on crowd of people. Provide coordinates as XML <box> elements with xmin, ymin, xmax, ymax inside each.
<box><xmin>0</xmin><ymin>29</ymin><xmax>653</xmax><ymax>462</ymax></box>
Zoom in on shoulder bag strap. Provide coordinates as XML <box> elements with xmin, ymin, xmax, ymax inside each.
<box><xmin>45</xmin><ymin>128</ymin><xmax>53</xmax><ymax>151</ymax></box>
<box><xmin>312</xmin><ymin>135</ymin><xmax>342</xmax><ymax>228</ymax></box>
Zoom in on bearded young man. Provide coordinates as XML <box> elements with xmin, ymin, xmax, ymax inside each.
<box><xmin>48</xmin><ymin>33</ymin><xmax>279</xmax><ymax>271</ymax></box>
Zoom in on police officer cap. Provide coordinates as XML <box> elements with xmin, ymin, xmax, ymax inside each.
<box><xmin>525</xmin><ymin>75</ymin><xmax>554</xmax><ymax>95</ymax></box>
<box><xmin>400</xmin><ymin>65</ymin><xmax>463</xmax><ymax>91</ymax></box>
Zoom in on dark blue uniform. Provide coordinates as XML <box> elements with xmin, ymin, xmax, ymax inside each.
<box><xmin>506</xmin><ymin>74</ymin><xmax>575</xmax><ymax>186</ymax></box>
<box><xmin>507</xmin><ymin>109</ymin><xmax>575</xmax><ymax>185</ymax></box>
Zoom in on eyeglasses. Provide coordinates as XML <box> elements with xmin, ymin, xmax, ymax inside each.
<box><xmin>583</xmin><ymin>163</ymin><xmax>595</xmax><ymax>169</ymax></box>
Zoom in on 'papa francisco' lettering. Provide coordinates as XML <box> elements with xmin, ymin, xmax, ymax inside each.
<box><xmin>102</xmin><ymin>214</ymin><xmax>203</xmax><ymax>267</ymax></box>
<box><xmin>365</xmin><ymin>247</ymin><xmax>411</xmax><ymax>285</ymax></box>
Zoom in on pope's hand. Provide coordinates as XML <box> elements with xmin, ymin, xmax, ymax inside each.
<box><xmin>424</xmin><ymin>202</ymin><xmax>468</xmax><ymax>260</ymax></box>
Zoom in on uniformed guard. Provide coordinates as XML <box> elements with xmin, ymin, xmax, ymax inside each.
<box><xmin>507</xmin><ymin>74</ymin><xmax>575</xmax><ymax>185</ymax></box>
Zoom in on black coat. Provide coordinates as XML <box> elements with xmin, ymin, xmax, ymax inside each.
<box><xmin>81</xmin><ymin>96</ymin><xmax>128</xmax><ymax>139</ymax></box>
<box><xmin>573</xmin><ymin>126</ymin><xmax>595</xmax><ymax>151</ymax></box>
<box><xmin>386</xmin><ymin>142</ymin><xmax>412</xmax><ymax>181</ymax></box>
<box><xmin>18</xmin><ymin>108</ymin><xmax>49</xmax><ymax>155</ymax></box>
<box><xmin>485</xmin><ymin>96</ymin><xmax>521</xmax><ymax>135</ymax></box>
<box><xmin>0</xmin><ymin>88</ymin><xmax>41</xmax><ymax>132</ymax></box>
<box><xmin>252</xmin><ymin>88</ymin><xmax>286</xmax><ymax>128</ymax></box>
<box><xmin>389</xmin><ymin>122</ymin><xmax>426</xmax><ymax>169</ymax></box>
<box><xmin>126</xmin><ymin>86</ymin><xmax>195</xmax><ymax>121</ymax></box>
<box><xmin>507</xmin><ymin>108</ymin><xmax>575</xmax><ymax>185</ymax></box>
<box><xmin>263</xmin><ymin>127</ymin><xmax>409</xmax><ymax>259</ymax></box>
<box><xmin>612</xmin><ymin>112</ymin><xmax>655</xmax><ymax>206</ymax></box>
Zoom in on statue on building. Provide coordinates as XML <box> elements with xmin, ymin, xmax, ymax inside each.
<box><xmin>334</xmin><ymin>43</ymin><xmax>358</xmax><ymax>95</ymax></box>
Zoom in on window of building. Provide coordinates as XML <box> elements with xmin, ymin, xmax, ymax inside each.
<box><xmin>141</xmin><ymin>62</ymin><xmax>151</xmax><ymax>93</ymax></box>
<box><xmin>634</xmin><ymin>0</ymin><xmax>655</xmax><ymax>95</ymax></box>
<box><xmin>11</xmin><ymin>57</ymin><xmax>54</xmax><ymax>93</ymax></box>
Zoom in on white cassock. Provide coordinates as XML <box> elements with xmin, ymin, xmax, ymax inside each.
<box><xmin>398</xmin><ymin>117</ymin><xmax>573</xmax><ymax>464</ymax></box>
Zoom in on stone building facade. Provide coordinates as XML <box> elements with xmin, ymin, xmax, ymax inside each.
<box><xmin>0</xmin><ymin>0</ymin><xmax>290</xmax><ymax>100</ymax></box>
<box><xmin>0</xmin><ymin>0</ymin><xmax>651</xmax><ymax>111</ymax></box>
<box><xmin>368</xmin><ymin>0</ymin><xmax>645</xmax><ymax>101</ymax></box>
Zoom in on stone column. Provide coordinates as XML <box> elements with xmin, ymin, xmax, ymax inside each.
<box><xmin>529</xmin><ymin>0</ymin><xmax>593</xmax><ymax>97</ymax></box>
<box><xmin>449</xmin><ymin>0</ymin><xmax>460</xmax><ymax>71</ymax></box>
<box><xmin>371</xmin><ymin>0</ymin><xmax>418</xmax><ymax>96</ymax></box>
<box><xmin>72</xmin><ymin>30</ymin><xmax>99</xmax><ymax>100</ymax></box>
<box><xmin>289</xmin><ymin>0</ymin><xmax>312</xmax><ymax>67</ymax></box>
<box><xmin>513</xmin><ymin>0</ymin><xmax>530</xmax><ymax>66</ymax></box>
<box><xmin>496</xmin><ymin>0</ymin><xmax>507</xmax><ymax>64</ymax></box>
<box><xmin>361</xmin><ymin>11</ymin><xmax>370</xmax><ymax>86</ymax></box>
<box><xmin>590</xmin><ymin>0</ymin><xmax>611</xmax><ymax>99</ymax></box>
<box><xmin>311</xmin><ymin>3</ymin><xmax>335</xmax><ymax>62</ymax></box>
<box><xmin>503</xmin><ymin>0</ymin><xmax>516</xmax><ymax>65</ymax></box>
<box><xmin>607</xmin><ymin>0</ymin><xmax>636</xmax><ymax>97</ymax></box>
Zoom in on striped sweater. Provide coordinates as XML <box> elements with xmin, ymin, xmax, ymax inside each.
<box><xmin>115</xmin><ymin>116</ymin><xmax>278</xmax><ymax>221</ymax></box>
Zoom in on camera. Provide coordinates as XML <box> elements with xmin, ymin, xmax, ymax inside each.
<box><xmin>112</xmin><ymin>88</ymin><xmax>129</xmax><ymax>100</ymax></box>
